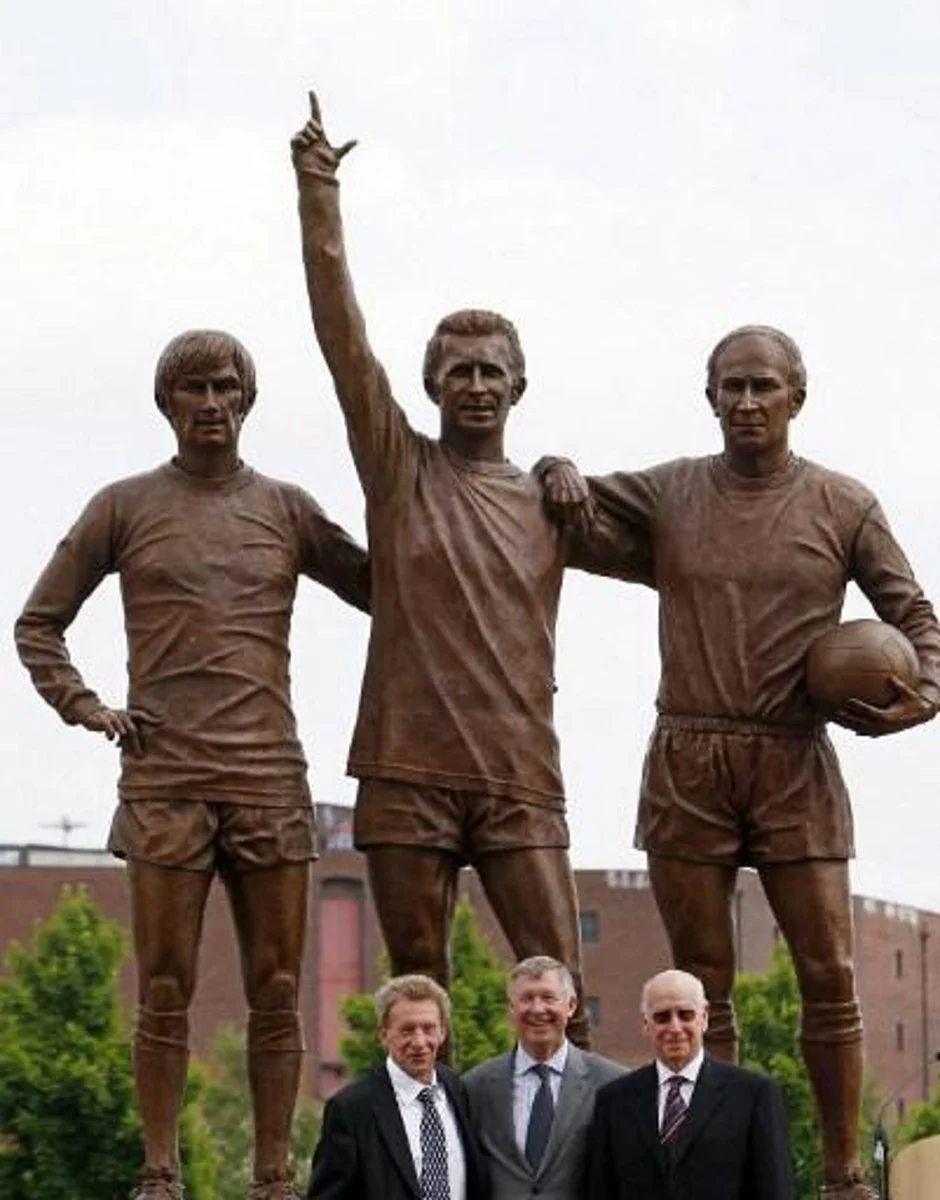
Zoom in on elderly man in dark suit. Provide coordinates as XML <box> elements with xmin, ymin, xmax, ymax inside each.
<box><xmin>585</xmin><ymin>969</ymin><xmax>793</xmax><ymax>1200</ymax></box>
<box><xmin>463</xmin><ymin>956</ymin><xmax>624</xmax><ymax>1199</ymax></box>
<box><xmin>308</xmin><ymin>975</ymin><xmax>487</xmax><ymax>1200</ymax></box>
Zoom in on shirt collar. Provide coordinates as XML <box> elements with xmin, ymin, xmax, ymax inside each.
<box><xmin>386</xmin><ymin>1055</ymin><xmax>439</xmax><ymax>1102</ymax></box>
<box><xmin>656</xmin><ymin>1048</ymin><xmax>705</xmax><ymax>1087</ymax></box>
<box><xmin>514</xmin><ymin>1038</ymin><xmax>569</xmax><ymax>1078</ymax></box>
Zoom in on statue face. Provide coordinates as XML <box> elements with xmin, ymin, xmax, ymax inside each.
<box><xmin>431</xmin><ymin>333</ymin><xmax>520</xmax><ymax>441</ymax></box>
<box><xmin>163</xmin><ymin>357</ymin><xmax>246</xmax><ymax>453</ymax></box>
<box><xmin>709</xmin><ymin>333</ymin><xmax>803</xmax><ymax>463</ymax></box>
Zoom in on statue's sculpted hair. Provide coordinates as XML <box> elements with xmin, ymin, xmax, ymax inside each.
<box><xmin>706</xmin><ymin>325</ymin><xmax>807</xmax><ymax>398</ymax></box>
<box><xmin>155</xmin><ymin>329</ymin><xmax>257</xmax><ymax>417</ymax></box>
<box><xmin>422</xmin><ymin>309</ymin><xmax>525</xmax><ymax>401</ymax></box>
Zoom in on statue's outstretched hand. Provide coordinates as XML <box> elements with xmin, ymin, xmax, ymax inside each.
<box><xmin>533</xmin><ymin>456</ymin><xmax>596</xmax><ymax>535</ymax></box>
<box><xmin>81</xmin><ymin>706</ymin><xmax>163</xmax><ymax>756</ymax></box>
<box><xmin>291</xmin><ymin>90</ymin><xmax>357</xmax><ymax>180</ymax></box>
<box><xmin>833</xmin><ymin>676</ymin><xmax>937</xmax><ymax>738</ymax></box>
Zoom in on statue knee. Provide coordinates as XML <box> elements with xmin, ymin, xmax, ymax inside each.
<box><xmin>144</xmin><ymin>973</ymin><xmax>189</xmax><ymax>1013</ymax></box>
<box><xmin>796</xmin><ymin>950</ymin><xmax>857</xmax><ymax>1005</ymax></box>
<box><xmin>251</xmin><ymin>969</ymin><xmax>299</xmax><ymax>1014</ymax></box>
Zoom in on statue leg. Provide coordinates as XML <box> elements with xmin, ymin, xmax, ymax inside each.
<box><xmin>473</xmin><ymin>847</ymin><xmax>590</xmax><ymax>1047</ymax></box>
<box><xmin>760</xmin><ymin>859</ymin><xmax>866</xmax><ymax>1190</ymax></box>
<box><xmin>366</xmin><ymin>846</ymin><xmax>461</xmax><ymax>986</ymax></box>
<box><xmin>366</xmin><ymin>846</ymin><xmax>461</xmax><ymax>1062</ymax></box>
<box><xmin>646</xmin><ymin>854</ymin><xmax>740</xmax><ymax>1060</ymax></box>
<box><xmin>225</xmin><ymin>861</ymin><xmax>310</xmax><ymax>1186</ymax></box>
<box><xmin>127</xmin><ymin>859</ymin><xmax>213</xmax><ymax>1179</ymax></box>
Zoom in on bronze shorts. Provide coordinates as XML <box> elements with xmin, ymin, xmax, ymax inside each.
<box><xmin>353</xmin><ymin>779</ymin><xmax>569</xmax><ymax>861</ymax></box>
<box><xmin>108</xmin><ymin>800</ymin><xmax>318</xmax><ymax>874</ymax></box>
<box><xmin>636</xmin><ymin>717</ymin><xmax>854</xmax><ymax>866</ymax></box>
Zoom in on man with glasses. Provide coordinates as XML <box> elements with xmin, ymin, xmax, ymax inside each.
<box><xmin>585</xmin><ymin>969</ymin><xmax>793</xmax><ymax>1199</ymax></box>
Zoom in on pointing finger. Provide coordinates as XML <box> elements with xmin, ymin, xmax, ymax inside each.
<box><xmin>308</xmin><ymin>89</ymin><xmax>322</xmax><ymax>124</ymax></box>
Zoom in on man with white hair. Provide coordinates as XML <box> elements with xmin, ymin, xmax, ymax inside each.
<box><xmin>585</xmin><ymin>968</ymin><xmax>793</xmax><ymax>1199</ymax></box>
<box><xmin>463</xmin><ymin>956</ymin><xmax>625</xmax><ymax>1199</ymax></box>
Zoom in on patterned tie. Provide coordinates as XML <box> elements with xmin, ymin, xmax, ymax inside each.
<box><xmin>417</xmin><ymin>1086</ymin><xmax>451</xmax><ymax>1199</ymax></box>
<box><xmin>660</xmin><ymin>1075</ymin><xmax>688</xmax><ymax>1150</ymax></box>
<box><xmin>525</xmin><ymin>1063</ymin><xmax>555</xmax><ymax>1170</ymax></box>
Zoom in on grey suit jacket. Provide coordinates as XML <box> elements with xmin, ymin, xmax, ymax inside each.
<box><xmin>463</xmin><ymin>1044</ymin><xmax>626</xmax><ymax>1200</ymax></box>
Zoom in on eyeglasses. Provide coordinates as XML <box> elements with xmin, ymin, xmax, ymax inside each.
<box><xmin>648</xmin><ymin>1007</ymin><xmax>700</xmax><ymax>1025</ymax></box>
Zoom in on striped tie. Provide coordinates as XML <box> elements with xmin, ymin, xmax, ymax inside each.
<box><xmin>660</xmin><ymin>1075</ymin><xmax>687</xmax><ymax>1149</ymax></box>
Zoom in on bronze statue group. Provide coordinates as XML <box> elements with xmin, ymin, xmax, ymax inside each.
<box><xmin>14</xmin><ymin>93</ymin><xmax>939</xmax><ymax>1200</ymax></box>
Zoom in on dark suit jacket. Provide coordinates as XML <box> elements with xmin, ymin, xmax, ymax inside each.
<box><xmin>463</xmin><ymin>1044</ymin><xmax>625</xmax><ymax>1200</ymax></box>
<box><xmin>307</xmin><ymin>1063</ymin><xmax>488</xmax><ymax>1200</ymax></box>
<box><xmin>585</xmin><ymin>1056</ymin><xmax>794</xmax><ymax>1200</ymax></box>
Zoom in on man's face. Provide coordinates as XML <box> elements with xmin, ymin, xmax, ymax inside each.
<box><xmin>164</xmin><ymin>357</ymin><xmax>246</xmax><ymax>452</ymax></box>
<box><xmin>642</xmin><ymin>977</ymin><xmax>709</xmax><ymax>1072</ymax></box>
<box><xmin>379</xmin><ymin>997</ymin><xmax>446</xmax><ymax>1084</ymax></box>
<box><xmin>708</xmin><ymin>333</ymin><xmax>803</xmax><ymax>463</ymax></box>
<box><xmin>508</xmin><ymin>970</ymin><xmax>576</xmax><ymax>1062</ymax></box>
<box><xmin>431</xmin><ymin>333</ymin><xmax>522</xmax><ymax>441</ymax></box>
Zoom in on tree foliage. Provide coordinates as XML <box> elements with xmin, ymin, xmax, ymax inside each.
<box><xmin>339</xmin><ymin>900</ymin><xmax>514</xmax><ymax>1077</ymax></box>
<box><xmin>0</xmin><ymin>886</ymin><xmax>215</xmax><ymax>1198</ymax></box>
<box><xmin>734</xmin><ymin>940</ymin><xmax>878</xmax><ymax>1200</ymax></box>
<box><xmin>198</xmin><ymin>1025</ymin><xmax>321</xmax><ymax>1198</ymax></box>
<box><xmin>896</xmin><ymin>1089</ymin><xmax>940</xmax><ymax>1148</ymax></box>
<box><xmin>735</xmin><ymin>941</ymin><xmax>822</xmax><ymax>1198</ymax></box>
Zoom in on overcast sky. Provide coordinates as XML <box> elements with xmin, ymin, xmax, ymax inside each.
<box><xmin>3</xmin><ymin>1</ymin><xmax>940</xmax><ymax>911</ymax></box>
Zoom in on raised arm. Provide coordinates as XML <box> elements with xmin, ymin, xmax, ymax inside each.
<box><xmin>14</xmin><ymin>491</ymin><xmax>156</xmax><ymax>754</ymax></box>
<box><xmin>291</xmin><ymin>91</ymin><xmax>412</xmax><ymax>497</ymax></box>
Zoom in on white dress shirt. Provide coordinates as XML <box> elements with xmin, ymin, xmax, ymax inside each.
<box><xmin>655</xmin><ymin>1048</ymin><xmax>705</xmax><ymax>1126</ymax></box>
<box><xmin>512</xmin><ymin>1039</ymin><xmax>569</xmax><ymax>1155</ymax></box>
<box><xmin>386</xmin><ymin>1056</ymin><xmax>467</xmax><ymax>1199</ymax></box>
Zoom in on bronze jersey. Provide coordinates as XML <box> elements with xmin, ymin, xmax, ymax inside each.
<box><xmin>589</xmin><ymin>455</ymin><xmax>940</xmax><ymax>725</ymax></box>
<box><xmin>16</xmin><ymin>462</ymin><xmax>369</xmax><ymax>805</ymax></box>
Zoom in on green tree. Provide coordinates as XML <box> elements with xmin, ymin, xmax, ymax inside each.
<box><xmin>896</xmin><ymin>1089</ymin><xmax>940</xmax><ymax>1148</ymax></box>
<box><xmin>198</xmin><ymin>1024</ymin><xmax>321</xmax><ymax>1199</ymax></box>
<box><xmin>0</xmin><ymin>886</ymin><xmax>215</xmax><ymax>1199</ymax></box>
<box><xmin>734</xmin><ymin>940</ymin><xmax>880</xmax><ymax>1199</ymax></box>
<box><xmin>339</xmin><ymin>900</ymin><xmax>514</xmax><ymax>1077</ymax></box>
<box><xmin>734</xmin><ymin>941</ymin><xmax>822</xmax><ymax>1199</ymax></box>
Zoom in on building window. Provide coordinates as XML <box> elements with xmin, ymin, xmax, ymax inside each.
<box><xmin>579</xmin><ymin>909</ymin><xmax>600</xmax><ymax>945</ymax></box>
<box><xmin>585</xmin><ymin>996</ymin><xmax>601</xmax><ymax>1029</ymax></box>
<box><xmin>896</xmin><ymin>1021</ymin><xmax>905</xmax><ymax>1052</ymax></box>
<box><xmin>895</xmin><ymin>949</ymin><xmax>904</xmax><ymax>980</ymax></box>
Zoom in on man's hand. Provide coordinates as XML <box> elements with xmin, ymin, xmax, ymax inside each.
<box><xmin>832</xmin><ymin>676</ymin><xmax>938</xmax><ymax>738</ymax></box>
<box><xmin>81</xmin><ymin>706</ymin><xmax>162</xmax><ymax>756</ymax></box>
<box><xmin>291</xmin><ymin>90</ymin><xmax>357</xmax><ymax>181</ymax></box>
<box><xmin>533</xmin><ymin>456</ymin><xmax>596</xmax><ymax>535</ymax></box>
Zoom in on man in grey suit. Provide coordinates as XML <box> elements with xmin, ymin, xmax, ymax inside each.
<box><xmin>463</xmin><ymin>955</ymin><xmax>625</xmax><ymax>1199</ymax></box>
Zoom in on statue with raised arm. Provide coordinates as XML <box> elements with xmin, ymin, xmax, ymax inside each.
<box><xmin>539</xmin><ymin>325</ymin><xmax>940</xmax><ymax>1199</ymax></box>
<box><xmin>290</xmin><ymin>93</ymin><xmax>646</xmax><ymax>1051</ymax></box>
<box><xmin>15</xmin><ymin>330</ymin><xmax>370</xmax><ymax>1200</ymax></box>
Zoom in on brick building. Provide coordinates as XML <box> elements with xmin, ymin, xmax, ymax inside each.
<box><xmin>1</xmin><ymin>804</ymin><xmax>938</xmax><ymax>1121</ymax></box>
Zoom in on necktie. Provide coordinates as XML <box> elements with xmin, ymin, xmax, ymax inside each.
<box><xmin>417</xmin><ymin>1086</ymin><xmax>451</xmax><ymax>1199</ymax></box>
<box><xmin>660</xmin><ymin>1075</ymin><xmax>688</xmax><ymax>1150</ymax></box>
<box><xmin>525</xmin><ymin>1063</ymin><xmax>555</xmax><ymax>1170</ymax></box>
